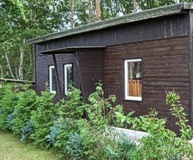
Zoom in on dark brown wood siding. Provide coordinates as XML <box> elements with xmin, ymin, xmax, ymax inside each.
<box><xmin>35</xmin><ymin>53</ymin><xmax>80</xmax><ymax>100</ymax></box>
<box><xmin>36</xmin><ymin>14</ymin><xmax>189</xmax><ymax>53</ymax></box>
<box><xmin>76</xmin><ymin>49</ymin><xmax>104</xmax><ymax>99</ymax></box>
<box><xmin>103</xmin><ymin>37</ymin><xmax>190</xmax><ymax>131</ymax></box>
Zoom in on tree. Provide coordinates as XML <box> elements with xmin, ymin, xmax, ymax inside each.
<box><xmin>0</xmin><ymin>0</ymin><xmax>71</xmax><ymax>80</ymax></box>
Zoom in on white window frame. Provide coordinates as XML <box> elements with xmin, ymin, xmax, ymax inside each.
<box><xmin>124</xmin><ymin>59</ymin><xmax>142</xmax><ymax>101</ymax></box>
<box><xmin>64</xmin><ymin>64</ymin><xmax>72</xmax><ymax>95</ymax></box>
<box><xmin>49</xmin><ymin>65</ymin><xmax>56</xmax><ymax>94</ymax></box>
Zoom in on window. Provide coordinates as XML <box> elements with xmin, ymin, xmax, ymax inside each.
<box><xmin>64</xmin><ymin>64</ymin><xmax>73</xmax><ymax>95</ymax></box>
<box><xmin>49</xmin><ymin>65</ymin><xmax>57</xmax><ymax>93</ymax></box>
<box><xmin>124</xmin><ymin>59</ymin><xmax>142</xmax><ymax>101</ymax></box>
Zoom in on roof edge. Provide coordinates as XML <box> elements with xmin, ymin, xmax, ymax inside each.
<box><xmin>28</xmin><ymin>3</ymin><xmax>184</xmax><ymax>44</ymax></box>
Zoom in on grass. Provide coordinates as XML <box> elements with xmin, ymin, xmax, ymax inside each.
<box><xmin>0</xmin><ymin>132</ymin><xmax>58</xmax><ymax>160</ymax></box>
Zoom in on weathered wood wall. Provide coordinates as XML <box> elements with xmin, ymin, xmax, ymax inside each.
<box><xmin>103</xmin><ymin>37</ymin><xmax>190</xmax><ymax>131</ymax></box>
<box><xmin>35</xmin><ymin>53</ymin><xmax>80</xmax><ymax>100</ymax></box>
<box><xmin>76</xmin><ymin>49</ymin><xmax>104</xmax><ymax>99</ymax></box>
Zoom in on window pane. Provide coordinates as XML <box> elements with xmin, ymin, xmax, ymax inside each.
<box><xmin>125</xmin><ymin>59</ymin><xmax>142</xmax><ymax>100</ymax></box>
<box><xmin>64</xmin><ymin>64</ymin><xmax>73</xmax><ymax>95</ymax></box>
<box><xmin>52</xmin><ymin>68</ymin><xmax>57</xmax><ymax>91</ymax></box>
<box><xmin>49</xmin><ymin>65</ymin><xmax>57</xmax><ymax>93</ymax></box>
<box><xmin>66</xmin><ymin>65</ymin><xmax>72</xmax><ymax>92</ymax></box>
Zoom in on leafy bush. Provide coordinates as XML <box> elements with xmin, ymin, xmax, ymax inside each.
<box><xmin>115</xmin><ymin>91</ymin><xmax>193</xmax><ymax>159</ymax></box>
<box><xmin>46</xmin><ymin>123</ymin><xmax>61</xmax><ymax>147</ymax></box>
<box><xmin>47</xmin><ymin>87</ymin><xmax>85</xmax><ymax>159</ymax></box>
<box><xmin>20</xmin><ymin>119</ymin><xmax>34</xmax><ymax>142</ymax></box>
<box><xmin>2</xmin><ymin>82</ymin><xmax>193</xmax><ymax>160</ymax></box>
<box><xmin>79</xmin><ymin>83</ymin><xmax>123</xmax><ymax>159</ymax></box>
<box><xmin>0</xmin><ymin>84</ymin><xmax>18</xmax><ymax>130</ymax></box>
<box><xmin>6</xmin><ymin>110</ymin><xmax>16</xmax><ymax>130</ymax></box>
<box><xmin>106</xmin><ymin>135</ymin><xmax>137</xmax><ymax>160</ymax></box>
<box><xmin>59</xmin><ymin>86</ymin><xmax>86</xmax><ymax>119</ymax></box>
<box><xmin>11</xmin><ymin>84</ymin><xmax>38</xmax><ymax>134</ymax></box>
<box><xmin>30</xmin><ymin>87</ymin><xmax>56</xmax><ymax>148</ymax></box>
<box><xmin>66</xmin><ymin>133</ymin><xmax>84</xmax><ymax>160</ymax></box>
<box><xmin>53</xmin><ymin>118</ymin><xmax>81</xmax><ymax>159</ymax></box>
<box><xmin>85</xmin><ymin>82</ymin><xmax>122</xmax><ymax>126</ymax></box>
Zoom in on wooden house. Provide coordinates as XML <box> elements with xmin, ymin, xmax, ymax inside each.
<box><xmin>28</xmin><ymin>3</ymin><xmax>193</xmax><ymax>131</ymax></box>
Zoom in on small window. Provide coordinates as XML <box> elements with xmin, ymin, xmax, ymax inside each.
<box><xmin>49</xmin><ymin>65</ymin><xmax>57</xmax><ymax>93</ymax></box>
<box><xmin>124</xmin><ymin>59</ymin><xmax>142</xmax><ymax>101</ymax></box>
<box><xmin>64</xmin><ymin>64</ymin><xmax>73</xmax><ymax>95</ymax></box>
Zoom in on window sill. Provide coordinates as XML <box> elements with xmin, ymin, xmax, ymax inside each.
<box><xmin>50</xmin><ymin>91</ymin><xmax>56</xmax><ymax>94</ymax></box>
<box><xmin>124</xmin><ymin>96</ymin><xmax>142</xmax><ymax>101</ymax></box>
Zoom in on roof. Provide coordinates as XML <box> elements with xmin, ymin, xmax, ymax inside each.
<box><xmin>28</xmin><ymin>3</ymin><xmax>193</xmax><ymax>44</ymax></box>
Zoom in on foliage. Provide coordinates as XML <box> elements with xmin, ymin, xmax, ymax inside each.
<box><xmin>66</xmin><ymin>133</ymin><xmax>84</xmax><ymax>160</ymax></box>
<box><xmin>1</xmin><ymin>82</ymin><xmax>193</xmax><ymax>159</ymax></box>
<box><xmin>47</xmin><ymin>87</ymin><xmax>86</xmax><ymax>158</ymax></box>
<box><xmin>86</xmin><ymin>82</ymin><xmax>123</xmax><ymax>126</ymax></box>
<box><xmin>6</xmin><ymin>110</ymin><xmax>16</xmax><ymax>130</ymax></box>
<box><xmin>11</xmin><ymin>84</ymin><xmax>38</xmax><ymax>134</ymax></box>
<box><xmin>53</xmin><ymin>118</ymin><xmax>81</xmax><ymax>159</ymax></box>
<box><xmin>166</xmin><ymin>91</ymin><xmax>193</xmax><ymax>139</ymax></box>
<box><xmin>79</xmin><ymin>83</ymin><xmax>123</xmax><ymax>159</ymax></box>
<box><xmin>46</xmin><ymin>123</ymin><xmax>61</xmax><ymax>147</ymax></box>
<box><xmin>57</xmin><ymin>86</ymin><xmax>86</xmax><ymax>119</ymax></box>
<box><xmin>115</xmin><ymin>91</ymin><xmax>193</xmax><ymax>159</ymax></box>
<box><xmin>30</xmin><ymin>87</ymin><xmax>56</xmax><ymax>148</ymax></box>
<box><xmin>0</xmin><ymin>84</ymin><xmax>18</xmax><ymax>130</ymax></box>
<box><xmin>20</xmin><ymin>119</ymin><xmax>34</xmax><ymax>142</ymax></box>
<box><xmin>106</xmin><ymin>135</ymin><xmax>137</xmax><ymax>160</ymax></box>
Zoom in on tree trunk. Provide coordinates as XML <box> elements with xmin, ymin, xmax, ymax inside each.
<box><xmin>4</xmin><ymin>50</ymin><xmax>15</xmax><ymax>79</ymax></box>
<box><xmin>0</xmin><ymin>64</ymin><xmax>3</xmax><ymax>78</ymax></box>
<box><xmin>18</xmin><ymin>45</ymin><xmax>24</xmax><ymax>80</ymax></box>
<box><xmin>88</xmin><ymin>0</ymin><xmax>94</xmax><ymax>23</ymax></box>
<box><xmin>15</xmin><ymin>67</ymin><xmax>19</xmax><ymax>80</ymax></box>
<box><xmin>133</xmin><ymin>0</ymin><xmax>136</xmax><ymax>12</ymax></box>
<box><xmin>95</xmin><ymin>0</ymin><xmax>101</xmax><ymax>21</ymax></box>
<box><xmin>71</xmin><ymin>0</ymin><xmax>75</xmax><ymax>28</ymax></box>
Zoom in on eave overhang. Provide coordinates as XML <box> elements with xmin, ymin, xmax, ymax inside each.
<box><xmin>39</xmin><ymin>46</ymin><xmax>106</xmax><ymax>54</ymax></box>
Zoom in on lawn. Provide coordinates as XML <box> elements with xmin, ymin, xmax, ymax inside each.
<box><xmin>0</xmin><ymin>132</ymin><xmax>58</xmax><ymax>160</ymax></box>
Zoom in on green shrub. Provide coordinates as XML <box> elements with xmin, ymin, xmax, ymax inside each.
<box><xmin>20</xmin><ymin>119</ymin><xmax>34</xmax><ymax>142</ymax></box>
<box><xmin>54</xmin><ymin>118</ymin><xmax>80</xmax><ymax>159</ymax></box>
<box><xmin>66</xmin><ymin>133</ymin><xmax>84</xmax><ymax>160</ymax></box>
<box><xmin>3</xmin><ymin>82</ymin><xmax>193</xmax><ymax>160</ymax></box>
<box><xmin>11</xmin><ymin>84</ymin><xmax>38</xmax><ymax>134</ymax></box>
<box><xmin>59</xmin><ymin>86</ymin><xmax>86</xmax><ymax>119</ymax></box>
<box><xmin>6</xmin><ymin>110</ymin><xmax>16</xmax><ymax>130</ymax></box>
<box><xmin>48</xmin><ymin>87</ymin><xmax>86</xmax><ymax>159</ymax></box>
<box><xmin>30</xmin><ymin>87</ymin><xmax>56</xmax><ymax>148</ymax></box>
<box><xmin>0</xmin><ymin>84</ymin><xmax>18</xmax><ymax>130</ymax></box>
<box><xmin>106</xmin><ymin>135</ymin><xmax>137</xmax><ymax>160</ymax></box>
<box><xmin>115</xmin><ymin>91</ymin><xmax>193</xmax><ymax>159</ymax></box>
<box><xmin>46</xmin><ymin>123</ymin><xmax>61</xmax><ymax>147</ymax></box>
<box><xmin>79</xmin><ymin>83</ymin><xmax>123</xmax><ymax>159</ymax></box>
